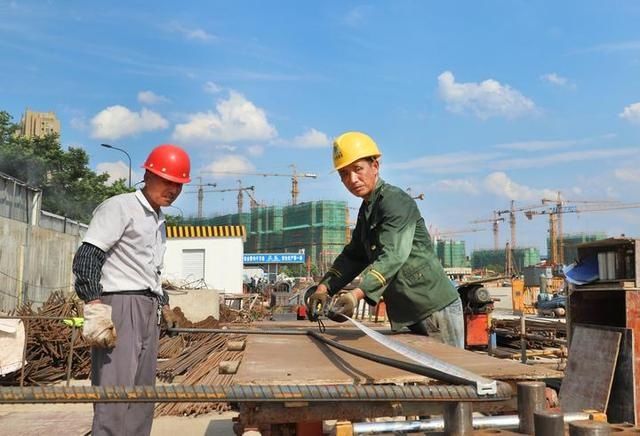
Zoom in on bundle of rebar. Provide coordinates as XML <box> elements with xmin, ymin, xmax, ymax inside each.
<box><xmin>155</xmin><ymin>333</ymin><xmax>246</xmax><ymax>416</ymax></box>
<box><xmin>492</xmin><ymin>316</ymin><xmax>567</xmax><ymax>366</ymax></box>
<box><xmin>0</xmin><ymin>291</ymin><xmax>91</xmax><ymax>386</ymax></box>
<box><xmin>154</xmin><ymin>306</ymin><xmax>247</xmax><ymax>416</ymax></box>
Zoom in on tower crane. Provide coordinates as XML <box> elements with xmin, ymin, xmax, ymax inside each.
<box><xmin>538</xmin><ymin>193</ymin><xmax>622</xmax><ymax>266</ymax></box>
<box><xmin>525</xmin><ymin>197</ymin><xmax>640</xmax><ymax>265</ymax></box>
<box><xmin>183</xmin><ymin>183</ymin><xmax>255</xmax><ymax>216</ymax></box>
<box><xmin>245</xmin><ymin>185</ymin><xmax>266</xmax><ymax>209</ymax></box>
<box><xmin>186</xmin><ymin>177</ymin><xmax>217</xmax><ymax>219</ymax></box>
<box><xmin>495</xmin><ymin>200</ymin><xmax>547</xmax><ymax>249</ymax></box>
<box><xmin>432</xmin><ymin>227</ymin><xmax>486</xmax><ymax>241</ymax></box>
<box><xmin>204</xmin><ymin>164</ymin><xmax>317</xmax><ymax>205</ymax></box>
<box><xmin>470</xmin><ymin>212</ymin><xmax>504</xmax><ymax>250</ymax></box>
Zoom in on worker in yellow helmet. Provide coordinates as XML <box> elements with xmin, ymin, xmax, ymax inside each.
<box><xmin>308</xmin><ymin>131</ymin><xmax>464</xmax><ymax>348</ymax></box>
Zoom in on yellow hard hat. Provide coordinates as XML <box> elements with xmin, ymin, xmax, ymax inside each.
<box><xmin>332</xmin><ymin>131</ymin><xmax>382</xmax><ymax>170</ymax></box>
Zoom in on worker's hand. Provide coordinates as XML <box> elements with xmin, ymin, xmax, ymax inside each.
<box><xmin>162</xmin><ymin>306</ymin><xmax>179</xmax><ymax>336</ymax></box>
<box><xmin>306</xmin><ymin>285</ymin><xmax>329</xmax><ymax>321</ymax></box>
<box><xmin>327</xmin><ymin>291</ymin><xmax>358</xmax><ymax>323</ymax></box>
<box><xmin>82</xmin><ymin>303</ymin><xmax>117</xmax><ymax>348</ymax></box>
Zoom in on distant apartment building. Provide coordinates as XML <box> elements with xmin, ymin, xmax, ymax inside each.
<box><xmin>19</xmin><ymin>109</ymin><xmax>60</xmax><ymax>138</ymax></box>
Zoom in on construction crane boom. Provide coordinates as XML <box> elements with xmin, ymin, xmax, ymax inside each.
<box><xmin>184</xmin><ymin>182</ymin><xmax>255</xmax><ymax>216</ymax></box>
<box><xmin>525</xmin><ymin>194</ymin><xmax>640</xmax><ymax>265</ymax></box>
<box><xmin>470</xmin><ymin>212</ymin><xmax>504</xmax><ymax>250</ymax></box>
<box><xmin>495</xmin><ymin>201</ymin><xmax>547</xmax><ymax>249</ymax></box>
<box><xmin>432</xmin><ymin>227</ymin><xmax>486</xmax><ymax>243</ymax></box>
<box><xmin>204</xmin><ymin>164</ymin><xmax>317</xmax><ymax>205</ymax></box>
<box><xmin>184</xmin><ymin>177</ymin><xmax>217</xmax><ymax>218</ymax></box>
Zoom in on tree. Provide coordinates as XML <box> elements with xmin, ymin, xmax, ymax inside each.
<box><xmin>0</xmin><ymin>110</ymin><xmax>132</xmax><ymax>222</ymax></box>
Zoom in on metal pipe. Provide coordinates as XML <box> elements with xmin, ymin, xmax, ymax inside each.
<box><xmin>352</xmin><ymin>412</ymin><xmax>592</xmax><ymax>434</ymax></box>
<box><xmin>569</xmin><ymin>420</ymin><xmax>611</xmax><ymax>436</ymax></box>
<box><xmin>535</xmin><ymin>410</ymin><xmax>564</xmax><ymax>436</ymax></box>
<box><xmin>65</xmin><ymin>325</ymin><xmax>78</xmax><ymax>387</ymax></box>
<box><xmin>443</xmin><ymin>402</ymin><xmax>472</xmax><ymax>435</ymax></box>
<box><xmin>517</xmin><ymin>381</ymin><xmax>546</xmax><ymax>434</ymax></box>
<box><xmin>520</xmin><ymin>313</ymin><xmax>527</xmax><ymax>363</ymax></box>
<box><xmin>0</xmin><ymin>383</ymin><xmax>513</xmax><ymax>404</ymax></box>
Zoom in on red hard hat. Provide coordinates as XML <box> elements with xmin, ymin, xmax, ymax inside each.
<box><xmin>142</xmin><ymin>144</ymin><xmax>191</xmax><ymax>184</ymax></box>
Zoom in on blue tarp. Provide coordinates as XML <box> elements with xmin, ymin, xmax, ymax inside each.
<box><xmin>563</xmin><ymin>254</ymin><xmax>599</xmax><ymax>285</ymax></box>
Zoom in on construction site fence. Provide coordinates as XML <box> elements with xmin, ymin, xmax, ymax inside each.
<box><xmin>0</xmin><ymin>171</ymin><xmax>42</xmax><ymax>225</ymax></box>
<box><xmin>0</xmin><ymin>215</ymin><xmax>79</xmax><ymax>312</ymax></box>
<box><xmin>39</xmin><ymin>210</ymin><xmax>88</xmax><ymax>236</ymax></box>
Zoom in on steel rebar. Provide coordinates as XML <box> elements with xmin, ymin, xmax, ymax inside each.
<box><xmin>0</xmin><ymin>382</ymin><xmax>512</xmax><ymax>404</ymax></box>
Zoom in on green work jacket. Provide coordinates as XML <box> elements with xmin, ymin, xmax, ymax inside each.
<box><xmin>320</xmin><ymin>179</ymin><xmax>458</xmax><ymax>330</ymax></box>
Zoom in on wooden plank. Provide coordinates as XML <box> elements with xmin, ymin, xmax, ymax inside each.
<box><xmin>605</xmin><ymin>327</ymin><xmax>635</xmax><ymax>424</ymax></box>
<box><xmin>559</xmin><ymin>325</ymin><xmax>621</xmax><ymax>413</ymax></box>
<box><xmin>235</xmin><ymin>327</ymin><xmax>561</xmax><ymax>386</ymax></box>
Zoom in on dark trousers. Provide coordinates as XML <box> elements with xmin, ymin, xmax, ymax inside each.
<box><xmin>91</xmin><ymin>293</ymin><xmax>160</xmax><ymax>436</ymax></box>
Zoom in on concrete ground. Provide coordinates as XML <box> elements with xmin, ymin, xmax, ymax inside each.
<box><xmin>0</xmin><ymin>401</ymin><xmax>237</xmax><ymax>435</ymax></box>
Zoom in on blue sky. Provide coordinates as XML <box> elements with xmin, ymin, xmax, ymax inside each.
<box><xmin>1</xmin><ymin>1</ymin><xmax>640</xmax><ymax>254</ymax></box>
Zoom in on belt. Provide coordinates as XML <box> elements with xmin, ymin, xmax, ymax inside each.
<box><xmin>107</xmin><ymin>290</ymin><xmax>158</xmax><ymax>298</ymax></box>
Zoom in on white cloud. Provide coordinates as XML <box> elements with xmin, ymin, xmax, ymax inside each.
<box><xmin>585</xmin><ymin>40</ymin><xmax>640</xmax><ymax>53</ymax></box>
<box><xmin>492</xmin><ymin>148</ymin><xmax>639</xmax><ymax>170</ymax></box>
<box><xmin>168</xmin><ymin>22</ymin><xmax>215</xmax><ymax>41</ymax></box>
<box><xmin>172</xmin><ymin>91</ymin><xmax>277</xmax><ymax>144</ymax></box>
<box><xmin>247</xmin><ymin>145</ymin><xmax>264</xmax><ymax>156</ymax></box>
<box><xmin>615</xmin><ymin>167</ymin><xmax>640</xmax><ymax>183</ymax></box>
<box><xmin>388</xmin><ymin>151</ymin><xmax>503</xmax><ymax>174</ymax></box>
<box><xmin>90</xmin><ymin>106</ymin><xmax>169</xmax><ymax>140</ymax></box>
<box><xmin>540</xmin><ymin>73</ymin><xmax>574</xmax><ymax>88</ymax></box>
<box><xmin>96</xmin><ymin>161</ymin><xmax>142</xmax><ymax>185</ymax></box>
<box><xmin>215</xmin><ymin>144</ymin><xmax>237</xmax><ymax>152</ymax></box>
<box><xmin>620</xmin><ymin>102</ymin><xmax>640</xmax><ymax>123</ymax></box>
<box><xmin>429</xmin><ymin>178</ymin><xmax>480</xmax><ymax>195</ymax></box>
<box><xmin>484</xmin><ymin>172</ymin><xmax>557</xmax><ymax>201</ymax></box>
<box><xmin>437</xmin><ymin>70</ymin><xmax>536</xmax><ymax>119</ymax></box>
<box><xmin>137</xmin><ymin>90</ymin><xmax>170</xmax><ymax>105</ymax></box>
<box><xmin>204</xmin><ymin>81</ymin><xmax>222</xmax><ymax>94</ymax></box>
<box><xmin>202</xmin><ymin>154</ymin><xmax>255</xmax><ymax>178</ymax></box>
<box><xmin>292</xmin><ymin>128</ymin><xmax>331</xmax><ymax>148</ymax></box>
<box><xmin>494</xmin><ymin>139</ymin><xmax>579</xmax><ymax>151</ymax></box>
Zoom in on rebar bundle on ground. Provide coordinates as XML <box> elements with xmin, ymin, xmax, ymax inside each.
<box><xmin>0</xmin><ymin>291</ymin><xmax>90</xmax><ymax>386</ymax></box>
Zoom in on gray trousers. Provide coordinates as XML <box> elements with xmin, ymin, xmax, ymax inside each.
<box><xmin>91</xmin><ymin>294</ymin><xmax>160</xmax><ymax>436</ymax></box>
<box><xmin>408</xmin><ymin>297</ymin><xmax>465</xmax><ymax>348</ymax></box>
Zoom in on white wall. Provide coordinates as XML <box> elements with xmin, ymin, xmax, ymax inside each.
<box><xmin>163</xmin><ymin>237</ymin><xmax>243</xmax><ymax>294</ymax></box>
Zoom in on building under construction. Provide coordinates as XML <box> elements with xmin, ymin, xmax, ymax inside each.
<box><xmin>471</xmin><ymin>247</ymin><xmax>541</xmax><ymax>273</ymax></box>
<box><xmin>435</xmin><ymin>239</ymin><xmax>468</xmax><ymax>268</ymax></box>
<box><xmin>547</xmin><ymin>232</ymin><xmax>608</xmax><ymax>265</ymax></box>
<box><xmin>183</xmin><ymin>200</ymin><xmax>349</xmax><ymax>274</ymax></box>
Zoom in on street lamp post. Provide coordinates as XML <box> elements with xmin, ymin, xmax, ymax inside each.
<box><xmin>100</xmin><ymin>143</ymin><xmax>132</xmax><ymax>188</ymax></box>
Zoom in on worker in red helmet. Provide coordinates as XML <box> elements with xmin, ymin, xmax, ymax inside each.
<box><xmin>72</xmin><ymin>144</ymin><xmax>190</xmax><ymax>436</ymax></box>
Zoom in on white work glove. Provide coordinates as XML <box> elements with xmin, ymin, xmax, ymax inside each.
<box><xmin>82</xmin><ymin>303</ymin><xmax>117</xmax><ymax>348</ymax></box>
